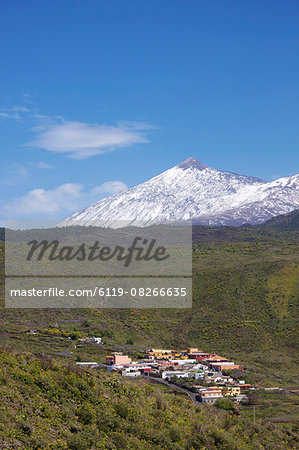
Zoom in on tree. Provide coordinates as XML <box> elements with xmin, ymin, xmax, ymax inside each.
<box><xmin>215</xmin><ymin>398</ymin><xmax>236</xmax><ymax>411</ymax></box>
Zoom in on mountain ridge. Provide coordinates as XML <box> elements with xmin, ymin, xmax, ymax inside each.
<box><xmin>59</xmin><ymin>158</ymin><xmax>299</xmax><ymax>227</ymax></box>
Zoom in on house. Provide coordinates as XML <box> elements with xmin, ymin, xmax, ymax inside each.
<box><xmin>186</xmin><ymin>347</ymin><xmax>203</xmax><ymax>355</ymax></box>
<box><xmin>213</xmin><ymin>375</ymin><xmax>234</xmax><ymax>384</ymax></box>
<box><xmin>187</xmin><ymin>348</ymin><xmax>199</xmax><ymax>354</ymax></box>
<box><xmin>78</xmin><ymin>338</ymin><xmax>90</xmax><ymax>343</ymax></box>
<box><xmin>192</xmin><ymin>385</ymin><xmax>206</xmax><ymax>393</ymax></box>
<box><xmin>168</xmin><ymin>359</ymin><xmax>197</xmax><ymax>366</ymax></box>
<box><xmin>186</xmin><ymin>348</ymin><xmax>209</xmax><ymax>358</ymax></box>
<box><xmin>123</xmin><ymin>363</ymin><xmax>153</xmax><ymax>371</ymax></box>
<box><xmin>191</xmin><ymin>353</ymin><xmax>213</xmax><ymax>361</ymax></box>
<box><xmin>197</xmin><ymin>388</ymin><xmax>223</xmax><ymax>403</ymax></box>
<box><xmin>78</xmin><ymin>337</ymin><xmax>102</xmax><ymax>344</ymax></box>
<box><xmin>76</xmin><ymin>362</ymin><xmax>99</xmax><ymax>368</ymax></box>
<box><xmin>27</xmin><ymin>329</ymin><xmax>37</xmax><ymax>335</ymax></box>
<box><xmin>239</xmin><ymin>383</ymin><xmax>251</xmax><ymax>391</ymax></box>
<box><xmin>105</xmin><ymin>352</ymin><xmax>132</xmax><ymax>366</ymax></box>
<box><xmin>171</xmin><ymin>352</ymin><xmax>182</xmax><ymax>358</ymax></box>
<box><xmin>121</xmin><ymin>370</ymin><xmax>141</xmax><ymax>377</ymax></box>
<box><xmin>209</xmin><ymin>362</ymin><xmax>240</xmax><ymax>372</ymax></box>
<box><xmin>148</xmin><ymin>349</ymin><xmax>173</xmax><ymax>358</ymax></box>
<box><xmin>194</xmin><ymin>373</ymin><xmax>205</xmax><ymax>381</ymax></box>
<box><xmin>162</xmin><ymin>370</ymin><xmax>194</xmax><ymax>380</ymax></box>
<box><xmin>90</xmin><ymin>337</ymin><xmax>102</xmax><ymax>344</ymax></box>
<box><xmin>206</xmin><ymin>355</ymin><xmax>228</xmax><ymax>364</ymax></box>
<box><xmin>222</xmin><ymin>386</ymin><xmax>241</xmax><ymax>397</ymax></box>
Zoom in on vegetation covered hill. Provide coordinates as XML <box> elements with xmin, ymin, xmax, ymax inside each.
<box><xmin>0</xmin><ymin>213</ymin><xmax>298</xmax><ymax>446</ymax></box>
<box><xmin>260</xmin><ymin>209</ymin><xmax>299</xmax><ymax>231</ymax></box>
<box><xmin>0</xmin><ymin>214</ymin><xmax>298</xmax><ymax>385</ymax></box>
<box><xmin>0</xmin><ymin>350</ymin><xmax>297</xmax><ymax>449</ymax></box>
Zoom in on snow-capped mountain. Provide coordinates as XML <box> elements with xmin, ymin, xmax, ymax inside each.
<box><xmin>58</xmin><ymin>158</ymin><xmax>299</xmax><ymax>227</ymax></box>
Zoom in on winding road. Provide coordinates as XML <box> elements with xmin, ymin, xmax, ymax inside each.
<box><xmin>142</xmin><ymin>376</ymin><xmax>201</xmax><ymax>405</ymax></box>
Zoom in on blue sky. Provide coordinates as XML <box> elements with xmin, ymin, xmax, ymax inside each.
<box><xmin>0</xmin><ymin>0</ymin><xmax>298</xmax><ymax>221</ymax></box>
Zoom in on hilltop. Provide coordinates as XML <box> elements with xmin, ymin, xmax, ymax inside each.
<box><xmin>260</xmin><ymin>209</ymin><xmax>299</xmax><ymax>231</ymax></box>
<box><xmin>59</xmin><ymin>158</ymin><xmax>299</xmax><ymax>227</ymax></box>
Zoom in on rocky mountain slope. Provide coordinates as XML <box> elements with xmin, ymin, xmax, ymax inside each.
<box><xmin>59</xmin><ymin>158</ymin><xmax>299</xmax><ymax>227</ymax></box>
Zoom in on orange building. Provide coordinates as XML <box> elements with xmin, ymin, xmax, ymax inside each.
<box><xmin>106</xmin><ymin>352</ymin><xmax>132</xmax><ymax>366</ymax></box>
<box><xmin>210</xmin><ymin>363</ymin><xmax>240</xmax><ymax>371</ymax></box>
<box><xmin>206</xmin><ymin>354</ymin><xmax>228</xmax><ymax>363</ymax></box>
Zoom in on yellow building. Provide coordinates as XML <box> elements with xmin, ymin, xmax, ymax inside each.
<box><xmin>199</xmin><ymin>388</ymin><xmax>223</xmax><ymax>403</ymax></box>
<box><xmin>222</xmin><ymin>386</ymin><xmax>241</xmax><ymax>397</ymax></box>
<box><xmin>148</xmin><ymin>349</ymin><xmax>173</xmax><ymax>358</ymax></box>
<box><xmin>187</xmin><ymin>348</ymin><xmax>198</xmax><ymax>354</ymax></box>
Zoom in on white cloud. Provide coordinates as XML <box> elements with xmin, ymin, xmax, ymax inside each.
<box><xmin>11</xmin><ymin>105</ymin><xmax>30</xmax><ymax>112</ymax></box>
<box><xmin>90</xmin><ymin>181</ymin><xmax>128</xmax><ymax>196</ymax></box>
<box><xmin>0</xmin><ymin>105</ymin><xmax>30</xmax><ymax>120</ymax></box>
<box><xmin>26</xmin><ymin>119</ymin><xmax>153</xmax><ymax>159</ymax></box>
<box><xmin>0</xmin><ymin>112</ymin><xmax>20</xmax><ymax>119</ymax></box>
<box><xmin>2</xmin><ymin>181</ymin><xmax>127</xmax><ymax>219</ymax></box>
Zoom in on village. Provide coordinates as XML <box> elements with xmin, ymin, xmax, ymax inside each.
<box><xmin>26</xmin><ymin>329</ymin><xmax>253</xmax><ymax>405</ymax></box>
<box><xmin>77</xmin><ymin>345</ymin><xmax>252</xmax><ymax>404</ymax></box>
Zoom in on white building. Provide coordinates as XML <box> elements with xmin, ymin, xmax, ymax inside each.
<box><xmin>121</xmin><ymin>370</ymin><xmax>141</xmax><ymax>377</ymax></box>
<box><xmin>162</xmin><ymin>371</ymin><xmax>195</xmax><ymax>380</ymax></box>
<box><xmin>194</xmin><ymin>372</ymin><xmax>205</xmax><ymax>380</ymax></box>
<box><xmin>76</xmin><ymin>362</ymin><xmax>99</xmax><ymax>368</ymax></box>
<box><xmin>168</xmin><ymin>359</ymin><xmax>197</xmax><ymax>365</ymax></box>
<box><xmin>90</xmin><ymin>337</ymin><xmax>102</xmax><ymax>344</ymax></box>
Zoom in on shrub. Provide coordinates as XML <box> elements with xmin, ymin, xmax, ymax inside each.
<box><xmin>76</xmin><ymin>405</ymin><xmax>94</xmax><ymax>424</ymax></box>
<box><xmin>38</xmin><ymin>353</ymin><xmax>55</xmax><ymax>370</ymax></box>
<box><xmin>69</xmin><ymin>422</ymin><xmax>81</xmax><ymax>434</ymax></box>
<box><xmin>113</xmin><ymin>402</ymin><xmax>128</xmax><ymax>419</ymax></box>
<box><xmin>18</xmin><ymin>420</ymin><xmax>32</xmax><ymax>435</ymax></box>
<box><xmin>69</xmin><ymin>332</ymin><xmax>79</xmax><ymax>340</ymax></box>
<box><xmin>97</xmin><ymin>414</ymin><xmax>119</xmax><ymax>432</ymax></box>
<box><xmin>67</xmin><ymin>434</ymin><xmax>89</xmax><ymax>450</ymax></box>
<box><xmin>215</xmin><ymin>398</ymin><xmax>236</xmax><ymax>411</ymax></box>
<box><xmin>169</xmin><ymin>425</ymin><xmax>181</xmax><ymax>442</ymax></box>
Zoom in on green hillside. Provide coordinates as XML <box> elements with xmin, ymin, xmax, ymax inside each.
<box><xmin>1</xmin><ymin>219</ymin><xmax>298</xmax><ymax>385</ymax></box>
<box><xmin>260</xmin><ymin>210</ymin><xmax>299</xmax><ymax>231</ymax></box>
<box><xmin>0</xmin><ymin>350</ymin><xmax>297</xmax><ymax>449</ymax></box>
<box><xmin>0</xmin><ymin>216</ymin><xmax>298</xmax><ymax>447</ymax></box>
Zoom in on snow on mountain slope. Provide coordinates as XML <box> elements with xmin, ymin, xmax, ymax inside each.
<box><xmin>58</xmin><ymin>158</ymin><xmax>299</xmax><ymax>227</ymax></box>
